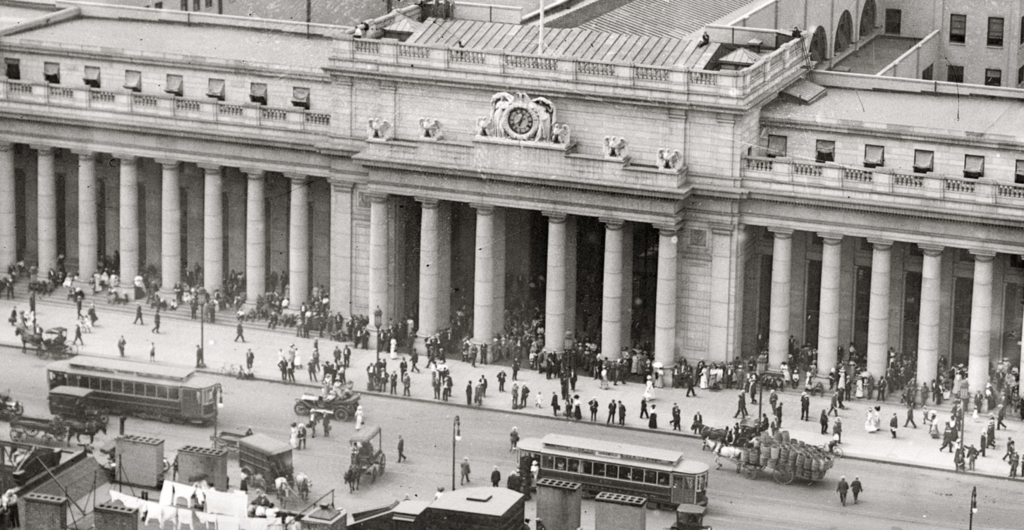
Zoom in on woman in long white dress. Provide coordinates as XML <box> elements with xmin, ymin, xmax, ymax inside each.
<box><xmin>855</xmin><ymin>378</ymin><xmax>864</xmax><ymax>399</ymax></box>
<box><xmin>644</xmin><ymin>376</ymin><xmax>655</xmax><ymax>401</ymax></box>
<box><xmin>355</xmin><ymin>405</ymin><xmax>364</xmax><ymax>430</ymax></box>
<box><xmin>864</xmin><ymin>408</ymin><xmax>879</xmax><ymax>433</ymax></box>
<box><xmin>289</xmin><ymin>423</ymin><xmax>299</xmax><ymax>448</ymax></box>
<box><xmin>699</xmin><ymin>367</ymin><xmax>709</xmax><ymax>390</ymax></box>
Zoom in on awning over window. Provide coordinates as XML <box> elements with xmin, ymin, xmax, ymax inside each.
<box><xmin>964</xmin><ymin>155</ymin><xmax>984</xmax><ymax>174</ymax></box>
<box><xmin>864</xmin><ymin>145</ymin><xmax>884</xmax><ymax>165</ymax></box>
<box><xmin>165</xmin><ymin>74</ymin><xmax>183</xmax><ymax>95</ymax></box>
<box><xmin>913</xmin><ymin>150</ymin><xmax>933</xmax><ymax>169</ymax></box>
<box><xmin>124</xmin><ymin>70</ymin><xmax>141</xmax><ymax>91</ymax></box>
<box><xmin>207</xmin><ymin>79</ymin><xmax>225</xmax><ymax>98</ymax></box>
<box><xmin>43</xmin><ymin>62</ymin><xmax>60</xmax><ymax>76</ymax></box>
<box><xmin>767</xmin><ymin>135</ymin><xmax>787</xmax><ymax>157</ymax></box>
<box><xmin>84</xmin><ymin>66</ymin><xmax>100</xmax><ymax>82</ymax></box>
<box><xmin>250</xmin><ymin>83</ymin><xmax>267</xmax><ymax>98</ymax></box>
<box><xmin>291</xmin><ymin>87</ymin><xmax>310</xmax><ymax>105</ymax></box>
<box><xmin>815</xmin><ymin>140</ymin><xmax>835</xmax><ymax>154</ymax></box>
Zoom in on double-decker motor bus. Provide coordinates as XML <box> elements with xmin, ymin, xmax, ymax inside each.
<box><xmin>46</xmin><ymin>357</ymin><xmax>221</xmax><ymax>425</ymax></box>
<box><xmin>517</xmin><ymin>434</ymin><xmax>709</xmax><ymax>508</ymax></box>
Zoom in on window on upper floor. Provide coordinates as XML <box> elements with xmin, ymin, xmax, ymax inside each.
<box><xmin>180</xmin><ymin>0</ymin><xmax>187</xmax><ymax>10</ymax></box>
<box><xmin>206</xmin><ymin>78</ymin><xmax>225</xmax><ymax>101</ymax></box>
<box><xmin>249</xmin><ymin>83</ymin><xmax>267</xmax><ymax>105</ymax></box>
<box><xmin>987</xmin><ymin>17</ymin><xmax>1004</xmax><ymax>46</ymax></box>
<box><xmin>864</xmin><ymin>145</ymin><xmax>884</xmax><ymax>168</ymax></box>
<box><xmin>1015</xmin><ymin>160</ymin><xmax>1024</xmax><ymax>184</ymax></box>
<box><xmin>4</xmin><ymin>58</ymin><xmax>19</xmax><ymax>80</ymax></box>
<box><xmin>949</xmin><ymin>14</ymin><xmax>966</xmax><ymax>43</ymax></box>
<box><xmin>291</xmin><ymin>87</ymin><xmax>310</xmax><ymax>109</ymax></box>
<box><xmin>984</xmin><ymin>68</ymin><xmax>1002</xmax><ymax>87</ymax></box>
<box><xmin>154</xmin><ymin>2</ymin><xmax>163</xmax><ymax>8</ymax></box>
<box><xmin>192</xmin><ymin>0</ymin><xmax>200</xmax><ymax>10</ymax></box>
<box><xmin>913</xmin><ymin>150</ymin><xmax>933</xmax><ymax>174</ymax></box>
<box><xmin>165</xmin><ymin>74</ymin><xmax>183</xmax><ymax>96</ymax></box>
<box><xmin>766</xmin><ymin>135</ymin><xmax>787</xmax><ymax>158</ymax></box>
<box><xmin>815</xmin><ymin>140</ymin><xmax>835</xmax><ymax>163</ymax></box>
<box><xmin>83</xmin><ymin>66</ymin><xmax>101</xmax><ymax>88</ymax></box>
<box><xmin>1018</xmin><ymin>65</ymin><xmax>1024</xmax><ymax>86</ymax></box>
<box><xmin>1021</xmin><ymin>16</ymin><xmax>1024</xmax><ymax>44</ymax></box>
<box><xmin>947</xmin><ymin>65</ymin><xmax>964</xmax><ymax>83</ymax></box>
<box><xmin>205</xmin><ymin>0</ymin><xmax>212</xmax><ymax>6</ymax></box>
<box><xmin>124</xmin><ymin>70</ymin><xmax>142</xmax><ymax>92</ymax></box>
<box><xmin>921</xmin><ymin>64</ymin><xmax>933</xmax><ymax>80</ymax></box>
<box><xmin>43</xmin><ymin>62</ymin><xmax>60</xmax><ymax>84</ymax></box>
<box><xmin>963</xmin><ymin>155</ymin><xmax>984</xmax><ymax>179</ymax></box>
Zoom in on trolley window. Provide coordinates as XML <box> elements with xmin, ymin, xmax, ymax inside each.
<box><xmin>567</xmin><ymin>459</ymin><xmax>580</xmax><ymax>473</ymax></box>
<box><xmin>606</xmin><ymin>464</ymin><xmax>618</xmax><ymax>479</ymax></box>
<box><xmin>169</xmin><ymin>388</ymin><xmax>179</xmax><ymax>400</ymax></box>
<box><xmin>89</xmin><ymin>377</ymin><xmax>100</xmax><ymax>390</ymax></box>
<box><xmin>658</xmin><ymin>472</ymin><xmax>669</xmax><ymax>486</ymax></box>
<box><xmin>77</xmin><ymin>377</ymin><xmax>88</xmax><ymax>388</ymax></box>
<box><xmin>554</xmin><ymin>457</ymin><xmax>567</xmax><ymax>471</ymax></box>
<box><xmin>582</xmin><ymin>461</ymin><xmax>593</xmax><ymax>474</ymax></box>
<box><xmin>593</xmin><ymin>463</ymin><xmax>605</xmax><ymax>477</ymax></box>
<box><xmin>157</xmin><ymin>386</ymin><xmax>168</xmax><ymax>399</ymax></box>
<box><xmin>618</xmin><ymin>467</ymin><xmax>631</xmax><ymax>481</ymax></box>
<box><xmin>203</xmin><ymin>388</ymin><xmax>215</xmax><ymax>404</ymax></box>
<box><xmin>645</xmin><ymin>470</ymin><xmax>657</xmax><ymax>484</ymax></box>
<box><xmin>696</xmin><ymin>474</ymin><xmax>707</xmax><ymax>491</ymax></box>
<box><xmin>112</xmin><ymin>381</ymin><xmax>121</xmax><ymax>393</ymax></box>
<box><xmin>542</xmin><ymin>455</ymin><xmax>554</xmax><ymax>469</ymax></box>
<box><xmin>101</xmin><ymin>379</ymin><xmax>112</xmax><ymax>392</ymax></box>
<box><xmin>145</xmin><ymin>385</ymin><xmax>157</xmax><ymax>398</ymax></box>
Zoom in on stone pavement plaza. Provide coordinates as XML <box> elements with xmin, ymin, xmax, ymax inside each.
<box><xmin>7</xmin><ymin>289</ymin><xmax>1023</xmax><ymax>482</ymax></box>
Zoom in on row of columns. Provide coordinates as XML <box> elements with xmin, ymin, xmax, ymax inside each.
<box><xmin>0</xmin><ymin>144</ymin><xmax>317</xmax><ymax>307</ymax></box>
<box><xmin>768</xmin><ymin>228</ymin><xmax>1013</xmax><ymax>394</ymax></box>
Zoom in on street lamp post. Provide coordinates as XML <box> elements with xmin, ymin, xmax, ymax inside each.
<box><xmin>198</xmin><ymin>288</ymin><xmax>209</xmax><ymax>368</ymax></box>
<box><xmin>373</xmin><ymin>306</ymin><xmax>383</xmax><ymax>364</ymax></box>
<box><xmin>959</xmin><ymin>382</ymin><xmax>970</xmax><ymax>451</ymax></box>
<box><xmin>756</xmin><ymin>353</ymin><xmax>768</xmax><ymax>429</ymax></box>
<box><xmin>451</xmin><ymin>416</ymin><xmax>461</xmax><ymax>491</ymax></box>
<box><xmin>969</xmin><ymin>485</ymin><xmax>977</xmax><ymax>529</ymax></box>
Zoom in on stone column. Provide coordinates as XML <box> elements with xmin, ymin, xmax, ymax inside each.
<box><xmin>0</xmin><ymin>143</ymin><xmax>14</xmax><ymax>269</ymax></box>
<box><xmin>654</xmin><ymin>226</ymin><xmax>678</xmax><ymax>366</ymax></box>
<box><xmin>417</xmin><ymin>198</ymin><xmax>441</xmax><ymax>344</ymax></box>
<box><xmin>968</xmin><ymin>251</ymin><xmax>995</xmax><ymax>394</ymax></box>
<box><xmin>199</xmin><ymin>164</ymin><xmax>223</xmax><ymax>292</ymax></box>
<box><xmin>767</xmin><ymin>228</ymin><xmax>793</xmax><ymax>369</ymax></box>
<box><xmin>620</xmin><ymin>223</ymin><xmax>633</xmax><ymax>351</ymax></box>
<box><xmin>492</xmin><ymin>207</ymin><xmax>506</xmax><ymax>337</ymax></box>
<box><xmin>816</xmin><ymin>234</ymin><xmax>843</xmax><ymax>376</ymax></box>
<box><xmin>74</xmin><ymin>150</ymin><xmax>98</xmax><ymax>278</ymax></box>
<box><xmin>117</xmin><ymin>155</ymin><xmax>139</xmax><ymax>281</ymax></box>
<box><xmin>544</xmin><ymin>212</ymin><xmax>567</xmax><ymax>352</ymax></box>
<box><xmin>156</xmin><ymin>159</ymin><xmax>181</xmax><ymax>293</ymax></box>
<box><xmin>916</xmin><ymin>245</ymin><xmax>944</xmax><ymax>386</ymax></box>
<box><xmin>243</xmin><ymin>170</ymin><xmax>266</xmax><ymax>303</ymax></box>
<box><xmin>600</xmin><ymin>219</ymin><xmax>625</xmax><ymax>357</ymax></box>
<box><xmin>472</xmin><ymin>204</ymin><xmax>495</xmax><ymax>354</ymax></box>
<box><xmin>367</xmin><ymin>193</ymin><xmax>389</xmax><ymax>350</ymax></box>
<box><xmin>287</xmin><ymin>174</ymin><xmax>309</xmax><ymax>307</ymax></box>
<box><xmin>33</xmin><ymin>146</ymin><xmax>57</xmax><ymax>279</ymax></box>
<box><xmin>564</xmin><ymin>216</ymin><xmax>578</xmax><ymax>336</ymax></box>
<box><xmin>708</xmin><ymin>227</ymin><xmax>733</xmax><ymax>361</ymax></box>
<box><xmin>436</xmin><ymin>203</ymin><xmax>452</xmax><ymax>328</ymax></box>
<box><xmin>330</xmin><ymin>181</ymin><xmax>354</xmax><ymax>316</ymax></box>
<box><xmin>866</xmin><ymin>239</ymin><xmax>893</xmax><ymax>378</ymax></box>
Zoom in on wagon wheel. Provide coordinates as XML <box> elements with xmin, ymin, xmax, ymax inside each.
<box><xmin>10</xmin><ymin>428</ymin><xmax>23</xmax><ymax>441</ymax></box>
<box><xmin>24</xmin><ymin>428</ymin><xmax>39</xmax><ymax>437</ymax></box>
<box><xmin>377</xmin><ymin>452</ymin><xmax>386</xmax><ymax>476</ymax></box>
<box><xmin>334</xmin><ymin>408</ymin><xmax>350</xmax><ymax>422</ymax></box>
<box><xmin>38</xmin><ymin>348</ymin><xmax>51</xmax><ymax>360</ymax></box>
<box><xmin>743</xmin><ymin>465</ymin><xmax>758</xmax><ymax>480</ymax></box>
<box><xmin>370</xmin><ymin>467</ymin><xmax>378</xmax><ymax>483</ymax></box>
<box><xmin>13</xmin><ymin>403</ymin><xmax>24</xmax><ymax>415</ymax></box>
<box><xmin>294</xmin><ymin>401</ymin><xmax>311</xmax><ymax>415</ymax></box>
<box><xmin>773</xmin><ymin>467</ymin><xmax>794</xmax><ymax>485</ymax></box>
<box><xmin>68</xmin><ymin>344</ymin><xmax>80</xmax><ymax>356</ymax></box>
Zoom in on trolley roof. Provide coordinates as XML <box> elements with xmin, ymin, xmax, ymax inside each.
<box><xmin>239</xmin><ymin>433</ymin><xmax>292</xmax><ymax>455</ymax></box>
<box><xmin>525</xmin><ymin>434</ymin><xmax>709</xmax><ymax>474</ymax></box>
<box><xmin>349</xmin><ymin>425</ymin><xmax>381</xmax><ymax>444</ymax></box>
<box><xmin>49</xmin><ymin>386</ymin><xmax>94</xmax><ymax>398</ymax></box>
<box><xmin>48</xmin><ymin>357</ymin><xmax>217</xmax><ymax>388</ymax></box>
<box><xmin>428</xmin><ymin>487</ymin><xmax>523</xmax><ymax>517</ymax></box>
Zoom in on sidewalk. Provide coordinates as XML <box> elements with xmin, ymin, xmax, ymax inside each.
<box><xmin>8</xmin><ymin>286</ymin><xmax>1023</xmax><ymax>481</ymax></box>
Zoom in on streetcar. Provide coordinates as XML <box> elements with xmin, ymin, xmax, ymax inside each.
<box><xmin>46</xmin><ymin>357</ymin><xmax>221</xmax><ymax>425</ymax></box>
<box><xmin>517</xmin><ymin>434</ymin><xmax>709</xmax><ymax>508</ymax></box>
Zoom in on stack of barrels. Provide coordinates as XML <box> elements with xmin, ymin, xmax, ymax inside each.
<box><xmin>740</xmin><ymin>431</ymin><xmax>835</xmax><ymax>481</ymax></box>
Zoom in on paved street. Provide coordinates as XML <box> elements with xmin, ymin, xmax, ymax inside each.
<box><xmin>1</xmin><ymin>345</ymin><xmax>1021</xmax><ymax>529</ymax></box>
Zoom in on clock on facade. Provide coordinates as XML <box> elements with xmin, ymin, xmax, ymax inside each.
<box><xmin>505</xmin><ymin>107</ymin><xmax>535</xmax><ymax>136</ymax></box>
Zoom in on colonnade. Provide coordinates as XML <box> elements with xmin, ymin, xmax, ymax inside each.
<box><xmin>767</xmin><ymin>229</ymin><xmax>1018</xmax><ymax>394</ymax></box>
<box><xmin>0</xmin><ymin>144</ymin><xmax>319</xmax><ymax>308</ymax></box>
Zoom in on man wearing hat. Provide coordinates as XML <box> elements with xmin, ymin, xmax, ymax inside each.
<box><xmin>836</xmin><ymin>476</ymin><xmax>849</xmax><ymax>506</ymax></box>
<box><xmin>889</xmin><ymin>412</ymin><xmax>898</xmax><ymax>438</ymax></box>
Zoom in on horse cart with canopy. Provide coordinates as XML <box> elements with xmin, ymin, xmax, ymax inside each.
<box><xmin>349</xmin><ymin>425</ymin><xmax>386</xmax><ymax>484</ymax></box>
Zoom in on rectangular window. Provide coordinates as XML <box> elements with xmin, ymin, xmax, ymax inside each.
<box><xmin>192</xmin><ymin>0</ymin><xmax>199</xmax><ymax>10</ymax></box>
<box><xmin>157</xmin><ymin>386</ymin><xmax>168</xmax><ymax>399</ymax></box>
<box><xmin>949</xmin><ymin>14</ymin><xmax>966</xmax><ymax>43</ymax></box>
<box><xmin>767</xmin><ymin>134</ymin><xmax>787</xmax><ymax>158</ymax></box>
<box><xmin>964</xmin><ymin>155</ymin><xmax>985</xmax><ymax>179</ymax></box>
<box><xmin>644</xmin><ymin>470</ymin><xmax>657</xmax><ymax>484</ymax></box>
<box><xmin>554</xmin><ymin>457</ymin><xmax>567</xmax><ymax>471</ymax></box>
<box><xmin>913</xmin><ymin>150</ymin><xmax>934</xmax><ymax>173</ymax></box>
<box><xmin>100</xmin><ymin>379</ymin><xmax>112</xmax><ymax>391</ymax></box>
<box><xmin>165</xmin><ymin>74</ymin><xmax>183</xmax><ymax>96</ymax></box>
<box><xmin>250</xmin><ymin>82</ymin><xmax>268</xmax><ymax>105</ymax></box>
<box><xmin>180</xmin><ymin>0</ymin><xmax>187</xmax><ymax>9</ymax></box>
<box><xmin>1016</xmin><ymin>160</ymin><xmax>1024</xmax><ymax>184</ymax></box>
<box><xmin>542</xmin><ymin>455</ymin><xmax>554</xmax><ymax>469</ymax></box>
<box><xmin>815</xmin><ymin>140</ymin><xmax>835</xmax><ymax>163</ymax></box>
<box><xmin>921</xmin><ymin>64</ymin><xmax>933</xmax><ymax>80</ymax></box>
<box><xmin>44</xmin><ymin>62</ymin><xmax>60</xmax><ymax>84</ymax></box>
<box><xmin>987</xmin><ymin>17</ymin><xmax>1004</xmax><ymax>46</ymax></box>
<box><xmin>124</xmin><ymin>70</ymin><xmax>142</xmax><ymax>92</ymax></box>
<box><xmin>1019</xmin><ymin>65</ymin><xmax>1024</xmax><ymax>86</ymax></box>
<box><xmin>169</xmin><ymin>388</ymin><xmax>180</xmax><ymax>400</ymax></box>
<box><xmin>145</xmin><ymin>384</ymin><xmax>157</xmax><ymax>398</ymax></box>
<box><xmin>206</xmin><ymin>78</ymin><xmax>225</xmax><ymax>100</ymax></box>
<box><xmin>593</xmin><ymin>463</ymin><xmax>605</xmax><ymax>477</ymax></box>
<box><xmin>582</xmin><ymin>461</ymin><xmax>593</xmax><ymax>475</ymax></box>
<box><xmin>567</xmin><ymin>459</ymin><xmax>579</xmax><ymax>473</ymax></box>
<box><xmin>291</xmin><ymin>86</ymin><xmax>310</xmax><ymax>109</ymax></box>
<box><xmin>985</xmin><ymin>68</ymin><xmax>1002</xmax><ymax>86</ymax></box>
<box><xmin>864</xmin><ymin>145</ymin><xmax>884</xmax><ymax>168</ymax></box>
<box><xmin>617</xmin><ymin>466</ymin><xmax>631</xmax><ymax>481</ymax></box>
<box><xmin>605</xmin><ymin>465</ymin><xmax>618</xmax><ymax>479</ymax></box>
<box><xmin>4</xmin><ymin>58</ymin><xmax>20</xmax><ymax>80</ymax></box>
<box><xmin>83</xmin><ymin>66</ymin><xmax>101</xmax><ymax>88</ymax></box>
<box><xmin>112</xmin><ymin>381</ymin><xmax>122</xmax><ymax>393</ymax></box>
<box><xmin>89</xmin><ymin>377</ymin><xmax>100</xmax><ymax>390</ymax></box>
<box><xmin>1021</xmin><ymin>16</ymin><xmax>1024</xmax><ymax>44</ymax></box>
<box><xmin>205</xmin><ymin>0</ymin><xmax>212</xmax><ymax>6</ymax></box>
<box><xmin>947</xmin><ymin>65</ymin><xmax>964</xmax><ymax>83</ymax></box>
<box><xmin>155</xmin><ymin>2</ymin><xmax>163</xmax><ymax>7</ymax></box>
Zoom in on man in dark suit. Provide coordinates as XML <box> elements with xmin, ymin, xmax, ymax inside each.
<box><xmin>617</xmin><ymin>401</ymin><xmax>626</xmax><ymax>426</ymax></box>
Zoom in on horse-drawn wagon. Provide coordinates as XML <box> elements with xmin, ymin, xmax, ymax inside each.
<box><xmin>349</xmin><ymin>425</ymin><xmax>386</xmax><ymax>485</ymax></box>
<box><xmin>713</xmin><ymin>431</ymin><xmax>836</xmax><ymax>485</ymax></box>
<box><xmin>14</xmin><ymin>323</ymin><xmax>78</xmax><ymax>359</ymax></box>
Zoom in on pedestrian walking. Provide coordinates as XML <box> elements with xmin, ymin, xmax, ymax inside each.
<box><xmin>133</xmin><ymin>303</ymin><xmax>144</xmax><ymax>325</ymax></box>
<box><xmin>497</xmin><ymin>370</ymin><xmax>506</xmax><ymax>392</ymax></box>
<box><xmin>402</xmin><ymin>372</ymin><xmax>411</xmax><ymax>396</ymax></box>
<box><xmin>607</xmin><ymin>401</ymin><xmax>616</xmax><ymax>424</ymax></box>
<box><xmin>510</xmin><ymin>427</ymin><xmax>519</xmax><ymax>451</ymax></box>
<box><xmin>460</xmin><ymin>457</ymin><xmax>471</xmax><ymax>485</ymax></box>
<box><xmin>648</xmin><ymin>405</ymin><xmax>658</xmax><ymax>429</ymax></box>
<box><xmin>734</xmin><ymin>392</ymin><xmax>748</xmax><ymax>418</ymax></box>
<box><xmin>671</xmin><ymin>403</ymin><xmax>681</xmax><ymax>431</ymax></box>
<box><xmin>800</xmin><ymin>392</ymin><xmax>810</xmax><ymax>421</ymax></box>
<box><xmin>1003</xmin><ymin>438</ymin><xmax>1015</xmax><ymax>462</ymax></box>
<box><xmin>851</xmin><ymin>477</ymin><xmax>863</xmax><ymax>504</ymax></box>
<box><xmin>837</xmin><ymin>476</ymin><xmax>849</xmax><ymax>506</ymax></box>
<box><xmin>640</xmin><ymin>398</ymin><xmax>649</xmax><ymax>419</ymax></box>
<box><xmin>397</xmin><ymin>435</ymin><xmax>407</xmax><ymax>462</ymax></box>
<box><xmin>904</xmin><ymin>405</ymin><xmax>918</xmax><ymax>428</ymax></box>
<box><xmin>73</xmin><ymin>322</ymin><xmax>84</xmax><ymax>345</ymax></box>
<box><xmin>889</xmin><ymin>412</ymin><xmax>898</xmax><ymax>438</ymax></box>
<box><xmin>691</xmin><ymin>412</ymin><xmax>703</xmax><ymax>435</ymax></box>
<box><xmin>589</xmin><ymin>398</ymin><xmax>599</xmax><ymax>422</ymax></box>
<box><xmin>118</xmin><ymin>335</ymin><xmax>127</xmax><ymax>357</ymax></box>
<box><xmin>322</xmin><ymin>414</ymin><xmax>331</xmax><ymax>437</ymax></box>
<box><xmin>151</xmin><ymin>309</ymin><xmax>160</xmax><ymax>333</ymax></box>
<box><xmin>491</xmin><ymin>466</ymin><xmax>501</xmax><ymax>487</ymax></box>
<box><xmin>308</xmin><ymin>360</ymin><xmax>319</xmax><ymax>382</ymax></box>
<box><xmin>2</xmin><ymin>489</ymin><xmax>20</xmax><ymax>528</ymax></box>
<box><xmin>1010</xmin><ymin>452</ymin><xmax>1019</xmax><ymax>478</ymax></box>
<box><xmin>828</xmin><ymin>393</ymin><xmax>839</xmax><ymax>416</ymax></box>
<box><xmin>195</xmin><ymin>345</ymin><xmax>205</xmax><ymax>368</ymax></box>
<box><xmin>149</xmin><ymin>342</ymin><xmax>155</xmax><ymax>362</ymax></box>
<box><xmin>833</xmin><ymin>417</ymin><xmax>843</xmax><ymax>443</ymax></box>
<box><xmin>235</xmin><ymin>323</ymin><xmax>246</xmax><ymax>342</ymax></box>
<box><xmin>246</xmin><ymin>349</ymin><xmax>255</xmax><ymax>370</ymax></box>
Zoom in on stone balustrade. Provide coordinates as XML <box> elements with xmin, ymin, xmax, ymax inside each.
<box><xmin>741</xmin><ymin>156</ymin><xmax>1024</xmax><ymax>213</ymax></box>
<box><xmin>0</xmin><ymin>79</ymin><xmax>332</xmax><ymax>133</ymax></box>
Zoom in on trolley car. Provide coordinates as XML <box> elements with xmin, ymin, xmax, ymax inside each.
<box><xmin>46</xmin><ymin>357</ymin><xmax>221</xmax><ymax>425</ymax></box>
<box><xmin>517</xmin><ymin>434</ymin><xmax>709</xmax><ymax>508</ymax></box>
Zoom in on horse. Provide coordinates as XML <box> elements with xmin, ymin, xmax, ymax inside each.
<box><xmin>65</xmin><ymin>419</ymin><xmax>107</xmax><ymax>444</ymax></box>
<box><xmin>700</xmin><ymin>426</ymin><xmax>729</xmax><ymax>452</ymax></box>
<box><xmin>294</xmin><ymin>472</ymin><xmax>312</xmax><ymax>501</ymax></box>
<box><xmin>14</xmin><ymin>323</ymin><xmax>43</xmax><ymax>353</ymax></box>
<box><xmin>713</xmin><ymin>445</ymin><xmax>744</xmax><ymax>471</ymax></box>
